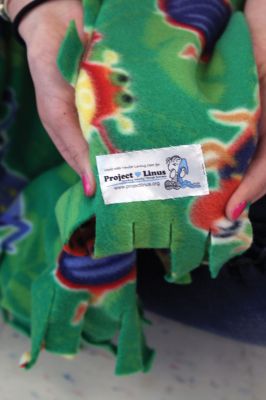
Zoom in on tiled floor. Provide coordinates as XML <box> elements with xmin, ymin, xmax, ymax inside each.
<box><xmin>0</xmin><ymin>312</ymin><xmax>265</xmax><ymax>400</ymax></box>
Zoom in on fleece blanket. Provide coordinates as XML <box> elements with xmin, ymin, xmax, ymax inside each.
<box><xmin>0</xmin><ymin>0</ymin><xmax>259</xmax><ymax>375</ymax></box>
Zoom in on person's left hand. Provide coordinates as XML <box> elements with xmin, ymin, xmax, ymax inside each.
<box><xmin>225</xmin><ymin>0</ymin><xmax>266</xmax><ymax>221</ymax></box>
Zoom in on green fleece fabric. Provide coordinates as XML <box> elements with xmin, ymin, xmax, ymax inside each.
<box><xmin>0</xmin><ymin>0</ymin><xmax>260</xmax><ymax>375</ymax></box>
<box><xmin>57</xmin><ymin>0</ymin><xmax>259</xmax><ymax>280</ymax></box>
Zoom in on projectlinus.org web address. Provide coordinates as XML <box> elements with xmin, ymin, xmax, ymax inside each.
<box><xmin>113</xmin><ymin>181</ymin><xmax>161</xmax><ymax>189</ymax></box>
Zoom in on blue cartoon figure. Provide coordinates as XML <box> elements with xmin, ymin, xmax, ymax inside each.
<box><xmin>165</xmin><ymin>155</ymin><xmax>201</xmax><ymax>190</ymax></box>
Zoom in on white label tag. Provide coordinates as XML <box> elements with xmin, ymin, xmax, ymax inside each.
<box><xmin>96</xmin><ymin>145</ymin><xmax>209</xmax><ymax>205</ymax></box>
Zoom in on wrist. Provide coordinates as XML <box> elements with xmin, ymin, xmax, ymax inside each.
<box><xmin>8</xmin><ymin>0</ymin><xmax>32</xmax><ymax>20</ymax></box>
<box><xmin>8</xmin><ymin>0</ymin><xmax>82</xmax><ymax>47</ymax></box>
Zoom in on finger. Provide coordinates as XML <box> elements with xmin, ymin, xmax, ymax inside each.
<box><xmin>39</xmin><ymin>94</ymin><xmax>96</xmax><ymax>196</ymax></box>
<box><xmin>225</xmin><ymin>133</ymin><xmax>266</xmax><ymax>220</ymax></box>
<box><xmin>31</xmin><ymin>56</ymin><xmax>96</xmax><ymax>197</ymax></box>
<box><xmin>225</xmin><ymin>72</ymin><xmax>266</xmax><ymax>220</ymax></box>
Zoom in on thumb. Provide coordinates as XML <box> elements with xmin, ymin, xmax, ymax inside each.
<box><xmin>226</xmin><ymin>71</ymin><xmax>266</xmax><ymax>221</ymax></box>
<box><xmin>39</xmin><ymin>96</ymin><xmax>96</xmax><ymax>197</ymax></box>
<box><xmin>225</xmin><ymin>134</ymin><xmax>266</xmax><ymax>220</ymax></box>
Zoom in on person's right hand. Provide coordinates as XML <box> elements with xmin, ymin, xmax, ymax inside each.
<box><xmin>8</xmin><ymin>0</ymin><xmax>96</xmax><ymax>196</ymax></box>
<box><xmin>225</xmin><ymin>0</ymin><xmax>266</xmax><ymax>221</ymax></box>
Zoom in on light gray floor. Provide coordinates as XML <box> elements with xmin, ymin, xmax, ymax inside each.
<box><xmin>0</xmin><ymin>312</ymin><xmax>264</xmax><ymax>400</ymax></box>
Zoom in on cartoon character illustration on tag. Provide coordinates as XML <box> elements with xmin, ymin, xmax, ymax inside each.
<box><xmin>164</xmin><ymin>155</ymin><xmax>201</xmax><ymax>190</ymax></box>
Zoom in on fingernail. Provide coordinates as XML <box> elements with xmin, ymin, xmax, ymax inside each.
<box><xmin>82</xmin><ymin>174</ymin><xmax>93</xmax><ymax>197</ymax></box>
<box><xmin>231</xmin><ymin>201</ymin><xmax>248</xmax><ymax>221</ymax></box>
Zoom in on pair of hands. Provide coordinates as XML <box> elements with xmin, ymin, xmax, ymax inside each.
<box><xmin>8</xmin><ymin>0</ymin><xmax>266</xmax><ymax>218</ymax></box>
